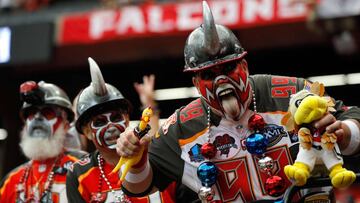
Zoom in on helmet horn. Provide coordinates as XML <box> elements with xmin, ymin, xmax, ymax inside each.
<box><xmin>88</xmin><ymin>57</ymin><xmax>107</xmax><ymax>96</ymax></box>
<box><xmin>203</xmin><ymin>0</ymin><xmax>220</xmax><ymax>56</ymax></box>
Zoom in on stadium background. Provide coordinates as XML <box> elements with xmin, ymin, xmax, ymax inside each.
<box><xmin>0</xmin><ymin>0</ymin><xmax>359</xmax><ymax>198</ymax></box>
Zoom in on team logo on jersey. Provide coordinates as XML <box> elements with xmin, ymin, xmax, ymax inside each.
<box><xmin>91</xmin><ymin>192</ymin><xmax>107</xmax><ymax>202</ymax></box>
<box><xmin>77</xmin><ymin>155</ymin><xmax>91</xmax><ymax>166</ymax></box>
<box><xmin>213</xmin><ymin>134</ymin><xmax>238</xmax><ymax>157</ymax></box>
<box><xmin>54</xmin><ymin>161</ymin><xmax>73</xmax><ymax>175</ymax></box>
<box><xmin>188</xmin><ymin>143</ymin><xmax>205</xmax><ymax>162</ymax></box>
<box><xmin>161</xmin><ymin>113</ymin><xmax>177</xmax><ymax>135</ymax></box>
<box><xmin>262</xmin><ymin>124</ymin><xmax>288</xmax><ymax>147</ymax></box>
<box><xmin>288</xmin><ymin>131</ymin><xmax>298</xmax><ymax>143</ymax></box>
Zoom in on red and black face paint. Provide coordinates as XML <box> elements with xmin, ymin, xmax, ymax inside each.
<box><xmin>90</xmin><ymin>111</ymin><xmax>127</xmax><ymax>150</ymax></box>
<box><xmin>194</xmin><ymin>60</ymin><xmax>252</xmax><ymax>118</ymax></box>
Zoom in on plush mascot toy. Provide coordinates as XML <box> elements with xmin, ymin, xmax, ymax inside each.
<box><xmin>281</xmin><ymin>82</ymin><xmax>356</xmax><ymax>188</ymax></box>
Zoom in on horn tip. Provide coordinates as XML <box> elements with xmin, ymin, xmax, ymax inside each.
<box><xmin>88</xmin><ymin>57</ymin><xmax>95</xmax><ymax>64</ymax></box>
<box><xmin>202</xmin><ymin>0</ymin><xmax>209</xmax><ymax>8</ymax></box>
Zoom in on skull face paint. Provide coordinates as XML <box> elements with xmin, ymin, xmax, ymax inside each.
<box><xmin>90</xmin><ymin>111</ymin><xmax>127</xmax><ymax>150</ymax></box>
<box><xmin>25</xmin><ymin>106</ymin><xmax>64</xmax><ymax>138</ymax></box>
<box><xmin>194</xmin><ymin>60</ymin><xmax>252</xmax><ymax>120</ymax></box>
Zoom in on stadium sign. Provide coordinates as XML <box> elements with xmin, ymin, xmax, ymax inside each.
<box><xmin>57</xmin><ymin>0</ymin><xmax>310</xmax><ymax>45</ymax></box>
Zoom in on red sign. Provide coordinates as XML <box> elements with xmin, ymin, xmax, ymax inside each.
<box><xmin>57</xmin><ymin>0</ymin><xmax>310</xmax><ymax>45</ymax></box>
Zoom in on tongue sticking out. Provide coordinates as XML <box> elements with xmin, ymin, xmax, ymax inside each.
<box><xmin>221</xmin><ymin>95</ymin><xmax>240</xmax><ymax>119</ymax></box>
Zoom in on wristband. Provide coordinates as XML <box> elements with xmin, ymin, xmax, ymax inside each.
<box><xmin>123</xmin><ymin>161</ymin><xmax>151</xmax><ymax>183</ymax></box>
<box><xmin>341</xmin><ymin>120</ymin><xmax>360</xmax><ymax>155</ymax></box>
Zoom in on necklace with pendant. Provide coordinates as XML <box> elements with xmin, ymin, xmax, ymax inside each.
<box><xmin>91</xmin><ymin>154</ymin><xmax>130</xmax><ymax>203</ymax></box>
<box><xmin>16</xmin><ymin>155</ymin><xmax>60</xmax><ymax>203</ymax></box>
<box><xmin>196</xmin><ymin>91</ymin><xmax>286</xmax><ymax>202</ymax></box>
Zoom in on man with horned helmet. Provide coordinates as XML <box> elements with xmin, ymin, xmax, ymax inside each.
<box><xmin>0</xmin><ymin>81</ymin><xmax>87</xmax><ymax>203</ymax></box>
<box><xmin>66</xmin><ymin>57</ymin><xmax>177</xmax><ymax>203</ymax></box>
<box><xmin>115</xmin><ymin>1</ymin><xmax>360</xmax><ymax>202</ymax></box>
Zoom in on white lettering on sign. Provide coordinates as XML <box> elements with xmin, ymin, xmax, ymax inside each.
<box><xmin>90</xmin><ymin>10</ymin><xmax>116</xmax><ymax>39</ymax></box>
<box><xmin>148</xmin><ymin>5</ymin><xmax>174</xmax><ymax>32</ymax></box>
<box><xmin>211</xmin><ymin>0</ymin><xmax>239</xmax><ymax>25</ymax></box>
<box><xmin>243</xmin><ymin>0</ymin><xmax>273</xmax><ymax>22</ymax></box>
<box><xmin>278</xmin><ymin>0</ymin><xmax>307</xmax><ymax>18</ymax></box>
<box><xmin>176</xmin><ymin>2</ymin><xmax>202</xmax><ymax>31</ymax></box>
<box><xmin>117</xmin><ymin>6</ymin><xmax>145</xmax><ymax>34</ymax></box>
<box><xmin>61</xmin><ymin>0</ymin><xmax>309</xmax><ymax>44</ymax></box>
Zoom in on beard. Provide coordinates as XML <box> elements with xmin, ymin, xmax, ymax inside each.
<box><xmin>20</xmin><ymin>123</ymin><xmax>66</xmax><ymax>160</ymax></box>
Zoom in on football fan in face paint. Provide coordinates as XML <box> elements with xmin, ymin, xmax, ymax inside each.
<box><xmin>0</xmin><ymin>81</ymin><xmax>86</xmax><ymax>203</ymax></box>
<box><xmin>19</xmin><ymin>81</ymin><xmax>75</xmax><ymax>160</ymax></box>
<box><xmin>67</xmin><ymin>58</ymin><xmax>177</xmax><ymax>203</ymax></box>
<box><xmin>114</xmin><ymin>1</ymin><xmax>360</xmax><ymax>202</ymax></box>
<box><xmin>75</xmin><ymin>57</ymin><xmax>132</xmax><ymax>156</ymax></box>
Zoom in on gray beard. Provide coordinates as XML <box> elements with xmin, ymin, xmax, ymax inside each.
<box><xmin>20</xmin><ymin>123</ymin><xmax>66</xmax><ymax>160</ymax></box>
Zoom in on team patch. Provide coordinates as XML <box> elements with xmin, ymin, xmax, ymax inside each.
<box><xmin>213</xmin><ymin>134</ymin><xmax>238</xmax><ymax>157</ymax></box>
<box><xmin>77</xmin><ymin>156</ymin><xmax>91</xmax><ymax>166</ymax></box>
<box><xmin>288</xmin><ymin>131</ymin><xmax>299</xmax><ymax>143</ymax></box>
<box><xmin>162</xmin><ymin>112</ymin><xmax>177</xmax><ymax>135</ymax></box>
<box><xmin>188</xmin><ymin>143</ymin><xmax>205</xmax><ymax>162</ymax></box>
<box><xmin>54</xmin><ymin>161</ymin><xmax>73</xmax><ymax>175</ymax></box>
<box><xmin>262</xmin><ymin>124</ymin><xmax>288</xmax><ymax>147</ymax></box>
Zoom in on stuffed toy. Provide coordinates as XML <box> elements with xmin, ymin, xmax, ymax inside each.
<box><xmin>281</xmin><ymin>82</ymin><xmax>356</xmax><ymax>188</ymax></box>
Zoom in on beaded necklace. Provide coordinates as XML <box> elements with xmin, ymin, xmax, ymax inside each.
<box><xmin>92</xmin><ymin>154</ymin><xmax>130</xmax><ymax>203</ymax></box>
<box><xmin>16</xmin><ymin>155</ymin><xmax>60</xmax><ymax>203</ymax></box>
<box><xmin>196</xmin><ymin>91</ymin><xmax>286</xmax><ymax>202</ymax></box>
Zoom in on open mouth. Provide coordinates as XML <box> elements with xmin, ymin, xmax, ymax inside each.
<box><xmin>215</xmin><ymin>84</ymin><xmax>242</xmax><ymax>120</ymax></box>
<box><xmin>33</xmin><ymin>126</ymin><xmax>45</xmax><ymax>131</ymax></box>
<box><xmin>30</xmin><ymin>125</ymin><xmax>49</xmax><ymax>137</ymax></box>
<box><xmin>218</xmin><ymin>89</ymin><xmax>235</xmax><ymax>98</ymax></box>
<box><xmin>216</xmin><ymin>84</ymin><xmax>237</xmax><ymax>101</ymax></box>
<box><xmin>104</xmin><ymin>129</ymin><xmax>120</xmax><ymax>146</ymax></box>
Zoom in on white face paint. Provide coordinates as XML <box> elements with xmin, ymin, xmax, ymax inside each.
<box><xmin>90</xmin><ymin>111</ymin><xmax>127</xmax><ymax>150</ymax></box>
<box><xmin>26</xmin><ymin>113</ymin><xmax>57</xmax><ymax>138</ymax></box>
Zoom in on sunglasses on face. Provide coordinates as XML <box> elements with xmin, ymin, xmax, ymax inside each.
<box><xmin>91</xmin><ymin>111</ymin><xmax>125</xmax><ymax>128</ymax></box>
<box><xmin>26</xmin><ymin>106</ymin><xmax>61</xmax><ymax>120</ymax></box>
<box><xmin>197</xmin><ymin>61</ymin><xmax>238</xmax><ymax>80</ymax></box>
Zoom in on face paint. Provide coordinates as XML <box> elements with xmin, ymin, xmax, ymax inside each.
<box><xmin>194</xmin><ymin>60</ymin><xmax>252</xmax><ymax>120</ymax></box>
<box><xmin>90</xmin><ymin>111</ymin><xmax>127</xmax><ymax>150</ymax></box>
<box><xmin>25</xmin><ymin>106</ymin><xmax>64</xmax><ymax>138</ymax></box>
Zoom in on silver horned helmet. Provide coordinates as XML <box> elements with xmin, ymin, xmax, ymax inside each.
<box><xmin>75</xmin><ymin>57</ymin><xmax>131</xmax><ymax>134</ymax></box>
<box><xmin>183</xmin><ymin>0</ymin><xmax>247</xmax><ymax>72</ymax></box>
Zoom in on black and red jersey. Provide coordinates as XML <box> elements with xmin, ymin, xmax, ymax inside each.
<box><xmin>0</xmin><ymin>150</ymin><xmax>86</xmax><ymax>203</ymax></box>
<box><xmin>149</xmin><ymin>75</ymin><xmax>360</xmax><ymax>202</ymax></box>
<box><xmin>66</xmin><ymin>150</ymin><xmax>177</xmax><ymax>203</ymax></box>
